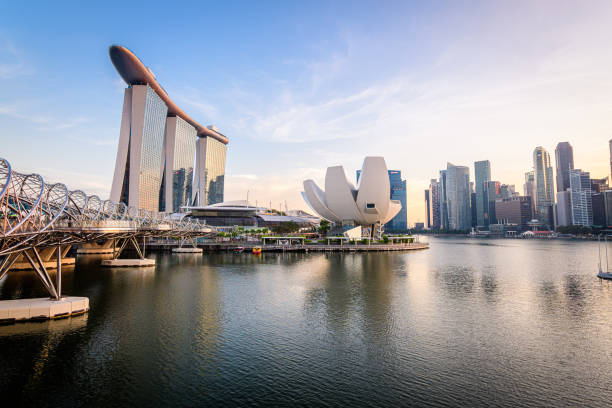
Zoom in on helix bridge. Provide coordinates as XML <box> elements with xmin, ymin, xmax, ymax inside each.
<box><xmin>0</xmin><ymin>157</ymin><xmax>215</xmax><ymax>301</ymax></box>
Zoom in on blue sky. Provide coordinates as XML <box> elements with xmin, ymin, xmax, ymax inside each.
<box><xmin>2</xmin><ymin>1</ymin><xmax>612</xmax><ymax>222</ymax></box>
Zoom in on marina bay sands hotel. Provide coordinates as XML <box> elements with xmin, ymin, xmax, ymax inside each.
<box><xmin>109</xmin><ymin>45</ymin><xmax>227</xmax><ymax>213</ymax></box>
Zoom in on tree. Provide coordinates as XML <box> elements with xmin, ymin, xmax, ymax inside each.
<box><xmin>318</xmin><ymin>219</ymin><xmax>331</xmax><ymax>235</ymax></box>
<box><xmin>272</xmin><ymin>221</ymin><xmax>300</xmax><ymax>234</ymax></box>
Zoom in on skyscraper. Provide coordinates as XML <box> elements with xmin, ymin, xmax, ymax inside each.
<box><xmin>523</xmin><ymin>171</ymin><xmax>536</xmax><ymax>215</ymax></box>
<box><xmin>160</xmin><ymin>116</ymin><xmax>196</xmax><ymax>212</ymax></box>
<box><xmin>533</xmin><ymin>146</ymin><xmax>555</xmax><ymax>226</ymax></box>
<box><xmin>592</xmin><ymin>193</ymin><xmax>605</xmax><ymax>227</ymax></box>
<box><xmin>424</xmin><ymin>189</ymin><xmax>431</xmax><ymax>229</ymax></box>
<box><xmin>387</xmin><ymin>170</ymin><xmax>407</xmax><ymax>231</ymax></box>
<box><xmin>555</xmin><ymin>191</ymin><xmax>572</xmax><ymax>228</ymax></box>
<box><xmin>500</xmin><ymin>184</ymin><xmax>516</xmax><ymax>199</ymax></box>
<box><xmin>193</xmin><ymin>129</ymin><xmax>227</xmax><ymax>206</ymax></box>
<box><xmin>445</xmin><ymin>163</ymin><xmax>471</xmax><ymax>230</ymax></box>
<box><xmin>111</xmin><ymin>84</ymin><xmax>168</xmax><ymax>211</ymax></box>
<box><xmin>108</xmin><ymin>45</ymin><xmax>228</xmax><ymax>212</ymax></box>
<box><xmin>569</xmin><ymin>169</ymin><xmax>592</xmax><ymax>226</ymax></box>
<box><xmin>609</xmin><ymin>139</ymin><xmax>612</xmax><ymax>181</ymax></box>
<box><xmin>439</xmin><ymin>169</ymin><xmax>448</xmax><ymax>229</ymax></box>
<box><xmin>590</xmin><ymin>177</ymin><xmax>609</xmax><ymax>193</ymax></box>
<box><xmin>474</xmin><ymin>160</ymin><xmax>491</xmax><ymax>227</ymax></box>
<box><xmin>485</xmin><ymin>180</ymin><xmax>501</xmax><ymax>224</ymax></box>
<box><xmin>555</xmin><ymin>142</ymin><xmax>574</xmax><ymax>193</ymax></box>
<box><xmin>429</xmin><ymin>179</ymin><xmax>441</xmax><ymax>230</ymax></box>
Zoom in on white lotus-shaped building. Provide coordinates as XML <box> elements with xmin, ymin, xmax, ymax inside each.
<box><xmin>302</xmin><ymin>157</ymin><xmax>401</xmax><ymax>233</ymax></box>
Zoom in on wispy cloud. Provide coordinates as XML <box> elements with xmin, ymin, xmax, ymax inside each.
<box><xmin>35</xmin><ymin>117</ymin><xmax>93</xmax><ymax>132</ymax></box>
<box><xmin>174</xmin><ymin>86</ymin><xmax>219</xmax><ymax>121</ymax></box>
<box><xmin>0</xmin><ymin>42</ymin><xmax>34</xmax><ymax>79</ymax></box>
<box><xmin>0</xmin><ymin>100</ymin><xmax>96</xmax><ymax>134</ymax></box>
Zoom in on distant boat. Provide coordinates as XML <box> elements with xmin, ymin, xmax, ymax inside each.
<box><xmin>598</xmin><ymin>271</ymin><xmax>612</xmax><ymax>280</ymax></box>
<box><xmin>252</xmin><ymin>247</ymin><xmax>262</xmax><ymax>255</ymax></box>
<box><xmin>233</xmin><ymin>247</ymin><xmax>245</xmax><ymax>254</ymax></box>
<box><xmin>597</xmin><ymin>233</ymin><xmax>612</xmax><ymax>280</ymax></box>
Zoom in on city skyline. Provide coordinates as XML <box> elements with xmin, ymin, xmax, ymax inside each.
<box><xmin>2</xmin><ymin>2</ymin><xmax>612</xmax><ymax>222</ymax></box>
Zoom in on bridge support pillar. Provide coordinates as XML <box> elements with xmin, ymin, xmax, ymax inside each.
<box><xmin>100</xmin><ymin>236</ymin><xmax>155</xmax><ymax>268</ymax></box>
<box><xmin>172</xmin><ymin>237</ymin><xmax>202</xmax><ymax>253</ymax></box>
<box><xmin>10</xmin><ymin>245</ymin><xmax>74</xmax><ymax>271</ymax></box>
<box><xmin>77</xmin><ymin>240</ymin><xmax>116</xmax><ymax>254</ymax></box>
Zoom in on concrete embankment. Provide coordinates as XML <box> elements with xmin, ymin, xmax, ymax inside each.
<box><xmin>145</xmin><ymin>242</ymin><xmax>429</xmax><ymax>252</ymax></box>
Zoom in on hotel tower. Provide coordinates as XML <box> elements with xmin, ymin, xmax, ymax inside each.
<box><xmin>108</xmin><ymin>45</ymin><xmax>228</xmax><ymax>213</ymax></box>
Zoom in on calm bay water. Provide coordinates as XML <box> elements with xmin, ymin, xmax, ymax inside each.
<box><xmin>1</xmin><ymin>238</ymin><xmax>612</xmax><ymax>407</ymax></box>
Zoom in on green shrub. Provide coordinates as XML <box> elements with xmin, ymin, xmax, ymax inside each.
<box><xmin>382</xmin><ymin>235</ymin><xmax>389</xmax><ymax>244</ymax></box>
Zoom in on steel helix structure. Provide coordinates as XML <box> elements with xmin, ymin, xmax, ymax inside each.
<box><xmin>0</xmin><ymin>157</ymin><xmax>214</xmax><ymax>257</ymax></box>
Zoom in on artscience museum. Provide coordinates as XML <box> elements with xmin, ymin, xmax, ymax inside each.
<box><xmin>302</xmin><ymin>157</ymin><xmax>402</xmax><ymax>238</ymax></box>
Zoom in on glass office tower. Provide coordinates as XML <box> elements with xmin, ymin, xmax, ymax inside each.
<box><xmin>445</xmin><ymin>163</ymin><xmax>471</xmax><ymax>231</ymax></box>
<box><xmin>533</xmin><ymin>146</ymin><xmax>555</xmax><ymax>226</ymax></box>
<box><xmin>555</xmin><ymin>142</ymin><xmax>574</xmax><ymax>193</ymax></box>
<box><xmin>474</xmin><ymin>160</ymin><xmax>491</xmax><ymax>227</ymax></box>
<box><xmin>429</xmin><ymin>179</ymin><xmax>441</xmax><ymax>229</ymax></box>
<box><xmin>111</xmin><ymin>84</ymin><xmax>168</xmax><ymax>212</ymax></box>
<box><xmin>387</xmin><ymin>170</ymin><xmax>407</xmax><ymax>231</ymax></box>
<box><xmin>569</xmin><ymin>169</ymin><xmax>592</xmax><ymax>226</ymax></box>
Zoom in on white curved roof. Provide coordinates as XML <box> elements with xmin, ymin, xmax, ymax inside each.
<box><xmin>302</xmin><ymin>156</ymin><xmax>401</xmax><ymax>226</ymax></box>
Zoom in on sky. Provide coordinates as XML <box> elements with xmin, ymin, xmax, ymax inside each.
<box><xmin>1</xmin><ymin>0</ymin><xmax>612</xmax><ymax>224</ymax></box>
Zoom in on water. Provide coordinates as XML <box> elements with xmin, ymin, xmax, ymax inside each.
<box><xmin>1</xmin><ymin>238</ymin><xmax>611</xmax><ymax>407</ymax></box>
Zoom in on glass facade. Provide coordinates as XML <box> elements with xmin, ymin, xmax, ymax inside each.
<box><xmin>555</xmin><ymin>142</ymin><xmax>574</xmax><ymax>193</ymax></box>
<box><xmin>533</xmin><ymin>147</ymin><xmax>555</xmax><ymax>226</ymax></box>
<box><xmin>203</xmin><ymin>136</ymin><xmax>226</xmax><ymax>205</ymax></box>
<box><xmin>445</xmin><ymin>164</ymin><xmax>471</xmax><ymax>231</ymax></box>
<box><xmin>429</xmin><ymin>179</ymin><xmax>440</xmax><ymax>229</ymax></box>
<box><xmin>474</xmin><ymin>160</ymin><xmax>491</xmax><ymax>227</ymax></box>
<box><xmin>569</xmin><ymin>169</ymin><xmax>592</xmax><ymax>226</ymax></box>
<box><xmin>138</xmin><ymin>85</ymin><xmax>168</xmax><ymax>211</ymax></box>
<box><xmin>387</xmin><ymin>170</ymin><xmax>407</xmax><ymax>231</ymax></box>
<box><xmin>171</xmin><ymin>117</ymin><xmax>196</xmax><ymax>212</ymax></box>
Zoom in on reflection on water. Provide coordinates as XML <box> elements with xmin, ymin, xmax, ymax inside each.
<box><xmin>0</xmin><ymin>239</ymin><xmax>612</xmax><ymax>407</ymax></box>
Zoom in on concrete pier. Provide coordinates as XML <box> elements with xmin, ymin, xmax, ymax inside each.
<box><xmin>172</xmin><ymin>247</ymin><xmax>203</xmax><ymax>253</ymax></box>
<box><xmin>0</xmin><ymin>297</ymin><xmax>89</xmax><ymax>324</ymax></box>
<box><xmin>101</xmin><ymin>259</ymin><xmax>156</xmax><ymax>267</ymax></box>
<box><xmin>77</xmin><ymin>240</ymin><xmax>117</xmax><ymax>254</ymax></box>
